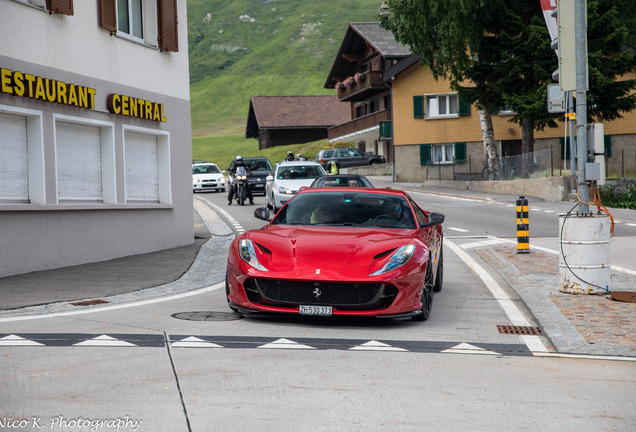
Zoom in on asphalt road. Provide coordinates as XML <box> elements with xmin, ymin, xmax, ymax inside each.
<box><xmin>1</xmin><ymin>187</ymin><xmax>634</xmax><ymax>432</ymax></box>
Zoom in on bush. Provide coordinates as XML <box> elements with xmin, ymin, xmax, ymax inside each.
<box><xmin>598</xmin><ymin>180</ymin><xmax>636</xmax><ymax>210</ymax></box>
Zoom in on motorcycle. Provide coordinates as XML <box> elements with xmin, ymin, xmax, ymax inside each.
<box><xmin>232</xmin><ymin>166</ymin><xmax>248</xmax><ymax>206</ymax></box>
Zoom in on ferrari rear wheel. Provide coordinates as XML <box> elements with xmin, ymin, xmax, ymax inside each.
<box><xmin>413</xmin><ymin>258</ymin><xmax>434</xmax><ymax>321</ymax></box>
<box><xmin>225</xmin><ymin>271</ymin><xmax>240</xmax><ymax>314</ymax></box>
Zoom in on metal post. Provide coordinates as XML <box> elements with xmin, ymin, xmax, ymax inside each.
<box><xmin>516</xmin><ymin>196</ymin><xmax>530</xmax><ymax>253</ymax></box>
<box><xmin>575</xmin><ymin>0</ymin><xmax>589</xmax><ymax>213</ymax></box>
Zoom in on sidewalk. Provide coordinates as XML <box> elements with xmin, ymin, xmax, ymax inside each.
<box><xmin>0</xmin><ymin>184</ymin><xmax>634</xmax><ymax>358</ymax></box>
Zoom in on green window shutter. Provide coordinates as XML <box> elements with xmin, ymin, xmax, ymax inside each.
<box><xmin>454</xmin><ymin>142</ymin><xmax>467</xmax><ymax>163</ymax></box>
<box><xmin>413</xmin><ymin>96</ymin><xmax>424</xmax><ymax>118</ymax></box>
<box><xmin>560</xmin><ymin>137</ymin><xmax>571</xmax><ymax>159</ymax></box>
<box><xmin>604</xmin><ymin>135</ymin><xmax>612</xmax><ymax>157</ymax></box>
<box><xmin>387</xmin><ymin>121</ymin><xmax>392</xmax><ymax>137</ymax></box>
<box><xmin>419</xmin><ymin>144</ymin><xmax>431</xmax><ymax>165</ymax></box>
<box><xmin>458</xmin><ymin>96</ymin><xmax>470</xmax><ymax>116</ymax></box>
<box><xmin>379</xmin><ymin>122</ymin><xmax>385</xmax><ymax>137</ymax></box>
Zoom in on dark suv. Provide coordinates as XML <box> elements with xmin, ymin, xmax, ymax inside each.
<box><xmin>316</xmin><ymin>147</ymin><xmax>386</xmax><ymax>170</ymax></box>
<box><xmin>228</xmin><ymin>157</ymin><xmax>273</xmax><ymax>195</ymax></box>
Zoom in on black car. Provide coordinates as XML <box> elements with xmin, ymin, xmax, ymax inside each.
<box><xmin>309</xmin><ymin>174</ymin><xmax>374</xmax><ymax>188</ymax></box>
<box><xmin>316</xmin><ymin>147</ymin><xmax>386</xmax><ymax>170</ymax></box>
<box><xmin>228</xmin><ymin>157</ymin><xmax>273</xmax><ymax>196</ymax></box>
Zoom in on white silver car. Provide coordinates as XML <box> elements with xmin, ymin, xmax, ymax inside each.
<box><xmin>192</xmin><ymin>163</ymin><xmax>226</xmax><ymax>193</ymax></box>
<box><xmin>265</xmin><ymin>161</ymin><xmax>326</xmax><ymax>212</ymax></box>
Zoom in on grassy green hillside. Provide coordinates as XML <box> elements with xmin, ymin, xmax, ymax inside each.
<box><xmin>187</xmin><ymin>0</ymin><xmax>383</xmax><ymax>138</ymax></box>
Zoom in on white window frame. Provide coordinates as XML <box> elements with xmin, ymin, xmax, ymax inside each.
<box><xmin>0</xmin><ymin>105</ymin><xmax>45</xmax><ymax>204</ymax></box>
<box><xmin>10</xmin><ymin>0</ymin><xmax>47</xmax><ymax>12</ymax></box>
<box><xmin>426</xmin><ymin>93</ymin><xmax>459</xmax><ymax>119</ymax></box>
<box><xmin>432</xmin><ymin>143</ymin><xmax>455</xmax><ymax>165</ymax></box>
<box><xmin>53</xmin><ymin>114</ymin><xmax>116</xmax><ymax>204</ymax></box>
<box><xmin>116</xmin><ymin>0</ymin><xmax>158</xmax><ymax>47</ymax></box>
<box><xmin>122</xmin><ymin>125</ymin><xmax>171</xmax><ymax>204</ymax></box>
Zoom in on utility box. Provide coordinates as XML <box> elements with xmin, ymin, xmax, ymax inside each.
<box><xmin>587</xmin><ymin>123</ymin><xmax>606</xmax><ymax>185</ymax></box>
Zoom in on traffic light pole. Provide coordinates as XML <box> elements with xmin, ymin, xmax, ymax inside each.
<box><xmin>574</xmin><ymin>0</ymin><xmax>590</xmax><ymax>214</ymax></box>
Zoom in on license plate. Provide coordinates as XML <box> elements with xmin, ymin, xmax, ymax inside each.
<box><xmin>298</xmin><ymin>305</ymin><xmax>333</xmax><ymax>316</ymax></box>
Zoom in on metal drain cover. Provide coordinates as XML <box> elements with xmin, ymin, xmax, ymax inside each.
<box><xmin>171</xmin><ymin>311</ymin><xmax>243</xmax><ymax>321</ymax></box>
<box><xmin>497</xmin><ymin>325</ymin><xmax>543</xmax><ymax>336</ymax></box>
<box><xmin>71</xmin><ymin>299</ymin><xmax>110</xmax><ymax>306</ymax></box>
<box><xmin>611</xmin><ymin>291</ymin><xmax>636</xmax><ymax>303</ymax></box>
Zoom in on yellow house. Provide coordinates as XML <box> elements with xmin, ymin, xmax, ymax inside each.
<box><xmin>385</xmin><ymin>55</ymin><xmax>636</xmax><ymax>181</ymax></box>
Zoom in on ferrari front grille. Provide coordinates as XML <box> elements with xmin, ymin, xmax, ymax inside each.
<box><xmin>245</xmin><ymin>279</ymin><xmax>398</xmax><ymax>310</ymax></box>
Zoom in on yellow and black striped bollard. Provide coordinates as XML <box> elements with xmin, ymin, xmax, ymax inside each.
<box><xmin>516</xmin><ymin>196</ymin><xmax>530</xmax><ymax>253</ymax></box>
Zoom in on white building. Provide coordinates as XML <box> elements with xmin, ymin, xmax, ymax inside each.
<box><xmin>0</xmin><ymin>0</ymin><xmax>193</xmax><ymax>277</ymax></box>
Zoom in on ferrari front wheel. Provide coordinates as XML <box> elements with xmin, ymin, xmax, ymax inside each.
<box><xmin>413</xmin><ymin>259</ymin><xmax>434</xmax><ymax>321</ymax></box>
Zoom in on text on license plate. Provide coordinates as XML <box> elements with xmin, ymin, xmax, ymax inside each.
<box><xmin>298</xmin><ymin>305</ymin><xmax>333</xmax><ymax>316</ymax></box>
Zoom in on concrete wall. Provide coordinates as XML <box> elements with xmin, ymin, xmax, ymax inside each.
<box><xmin>346</xmin><ymin>164</ymin><xmax>571</xmax><ymax>201</ymax></box>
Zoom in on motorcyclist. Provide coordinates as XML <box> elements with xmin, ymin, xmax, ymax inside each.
<box><xmin>228</xmin><ymin>155</ymin><xmax>254</xmax><ymax>205</ymax></box>
<box><xmin>285</xmin><ymin>151</ymin><xmax>295</xmax><ymax>161</ymax></box>
<box><xmin>295</xmin><ymin>153</ymin><xmax>308</xmax><ymax>161</ymax></box>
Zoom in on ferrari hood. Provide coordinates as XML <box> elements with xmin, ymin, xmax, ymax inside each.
<box><xmin>245</xmin><ymin>226</ymin><xmax>422</xmax><ymax>278</ymax></box>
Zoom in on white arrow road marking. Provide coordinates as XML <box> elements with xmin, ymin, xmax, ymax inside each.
<box><xmin>257</xmin><ymin>338</ymin><xmax>316</xmax><ymax>350</ymax></box>
<box><xmin>349</xmin><ymin>340</ymin><xmax>408</xmax><ymax>352</ymax></box>
<box><xmin>442</xmin><ymin>343</ymin><xmax>501</xmax><ymax>356</ymax></box>
<box><xmin>0</xmin><ymin>334</ymin><xmax>44</xmax><ymax>346</ymax></box>
<box><xmin>172</xmin><ymin>337</ymin><xmax>223</xmax><ymax>348</ymax></box>
<box><xmin>73</xmin><ymin>335</ymin><xmax>137</xmax><ymax>347</ymax></box>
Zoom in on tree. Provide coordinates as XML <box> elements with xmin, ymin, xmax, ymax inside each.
<box><xmin>379</xmin><ymin>0</ymin><xmax>515</xmax><ymax>179</ymax></box>
<box><xmin>585</xmin><ymin>0</ymin><xmax>636</xmax><ymax>122</ymax></box>
<box><xmin>379</xmin><ymin>0</ymin><xmax>636</xmax><ymax>180</ymax></box>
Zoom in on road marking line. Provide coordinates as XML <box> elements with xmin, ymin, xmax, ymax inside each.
<box><xmin>460</xmin><ymin>239</ymin><xmax>507</xmax><ymax>249</ymax></box>
<box><xmin>448</xmin><ymin>227</ymin><xmax>469</xmax><ymax>232</ymax></box>
<box><xmin>0</xmin><ymin>282</ymin><xmax>225</xmax><ymax>323</ymax></box>
<box><xmin>495</xmin><ymin>237</ymin><xmax>636</xmax><ymax>276</ymax></box>
<box><xmin>442</xmin><ymin>343</ymin><xmax>501</xmax><ymax>356</ymax></box>
<box><xmin>444</xmin><ymin>238</ymin><xmax>547</xmax><ymax>354</ymax></box>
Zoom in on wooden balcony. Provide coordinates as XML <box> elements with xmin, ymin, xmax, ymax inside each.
<box><xmin>336</xmin><ymin>71</ymin><xmax>387</xmax><ymax>102</ymax></box>
<box><xmin>328</xmin><ymin>110</ymin><xmax>392</xmax><ymax>140</ymax></box>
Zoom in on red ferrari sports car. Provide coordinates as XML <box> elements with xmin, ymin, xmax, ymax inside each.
<box><xmin>225</xmin><ymin>188</ymin><xmax>444</xmax><ymax>321</ymax></box>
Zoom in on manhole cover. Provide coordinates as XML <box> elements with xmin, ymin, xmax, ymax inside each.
<box><xmin>171</xmin><ymin>311</ymin><xmax>243</xmax><ymax>321</ymax></box>
<box><xmin>497</xmin><ymin>325</ymin><xmax>543</xmax><ymax>336</ymax></box>
<box><xmin>611</xmin><ymin>291</ymin><xmax>636</xmax><ymax>303</ymax></box>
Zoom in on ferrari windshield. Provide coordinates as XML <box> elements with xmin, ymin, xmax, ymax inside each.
<box><xmin>271</xmin><ymin>191</ymin><xmax>416</xmax><ymax>229</ymax></box>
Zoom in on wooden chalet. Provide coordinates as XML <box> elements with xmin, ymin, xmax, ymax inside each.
<box><xmin>245</xmin><ymin>95</ymin><xmax>351</xmax><ymax>150</ymax></box>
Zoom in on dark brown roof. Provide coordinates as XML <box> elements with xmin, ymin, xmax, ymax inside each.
<box><xmin>325</xmin><ymin>22</ymin><xmax>411</xmax><ymax>88</ymax></box>
<box><xmin>247</xmin><ymin>96</ymin><xmax>351</xmax><ymax>130</ymax></box>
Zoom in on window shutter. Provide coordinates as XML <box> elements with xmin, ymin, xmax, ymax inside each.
<box><xmin>158</xmin><ymin>0</ymin><xmax>179</xmax><ymax>52</ymax></box>
<box><xmin>47</xmin><ymin>0</ymin><xmax>73</xmax><ymax>15</ymax></box>
<box><xmin>454</xmin><ymin>142</ymin><xmax>467</xmax><ymax>164</ymax></box>
<box><xmin>604</xmin><ymin>135</ymin><xmax>612</xmax><ymax>157</ymax></box>
<box><xmin>125</xmin><ymin>132</ymin><xmax>159</xmax><ymax>202</ymax></box>
<box><xmin>56</xmin><ymin>122</ymin><xmax>103</xmax><ymax>201</ymax></box>
<box><xmin>0</xmin><ymin>113</ymin><xmax>29</xmax><ymax>202</ymax></box>
<box><xmin>419</xmin><ymin>144</ymin><xmax>431</xmax><ymax>165</ymax></box>
<box><xmin>458</xmin><ymin>96</ymin><xmax>470</xmax><ymax>116</ymax></box>
<box><xmin>99</xmin><ymin>0</ymin><xmax>116</xmax><ymax>34</ymax></box>
<box><xmin>560</xmin><ymin>137</ymin><xmax>572</xmax><ymax>159</ymax></box>
<box><xmin>413</xmin><ymin>95</ymin><xmax>424</xmax><ymax>119</ymax></box>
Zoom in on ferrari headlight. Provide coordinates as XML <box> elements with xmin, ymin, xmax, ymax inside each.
<box><xmin>278</xmin><ymin>186</ymin><xmax>293</xmax><ymax>195</ymax></box>
<box><xmin>238</xmin><ymin>239</ymin><xmax>269</xmax><ymax>272</ymax></box>
<box><xmin>370</xmin><ymin>244</ymin><xmax>416</xmax><ymax>276</ymax></box>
